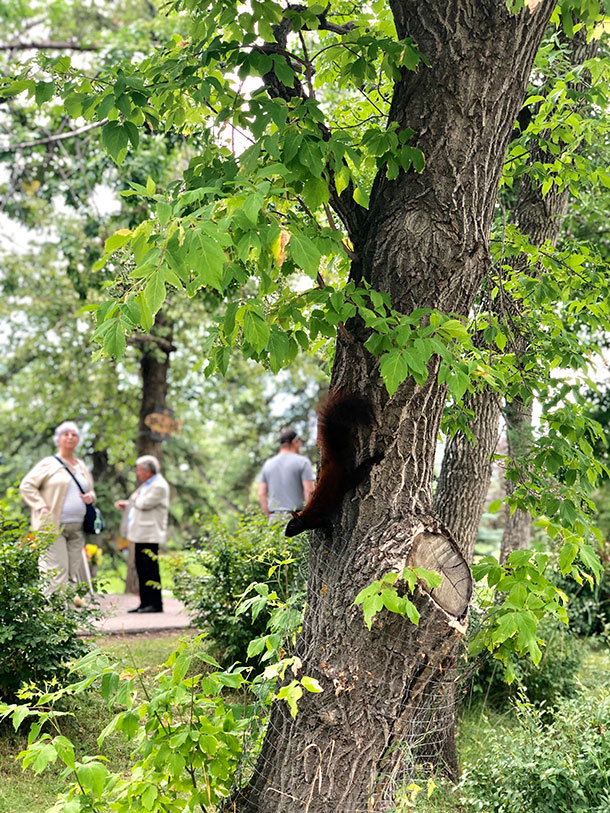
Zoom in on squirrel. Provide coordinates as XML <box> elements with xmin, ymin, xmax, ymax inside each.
<box><xmin>284</xmin><ymin>389</ymin><xmax>381</xmax><ymax>537</ymax></box>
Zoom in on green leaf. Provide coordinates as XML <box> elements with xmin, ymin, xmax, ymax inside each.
<box><xmin>491</xmin><ymin>612</ymin><xmax>519</xmax><ymax>644</ymax></box>
<box><xmin>559</xmin><ymin>542</ymin><xmax>578</xmax><ymax>573</ymax></box>
<box><xmin>277</xmin><ymin>680</ymin><xmax>303</xmax><ymax>718</ymax></box>
<box><xmin>136</xmin><ymin>291</ymin><xmax>154</xmax><ymax>331</ymax></box>
<box><xmin>579</xmin><ymin>544</ymin><xmax>602</xmax><ymax>578</ymax></box>
<box><xmin>380</xmin><ymin>349</ymin><xmax>408</xmax><ymax>397</ymax></box>
<box><xmin>289</xmin><ymin>232</ymin><xmax>321</xmax><ymax>278</ymax></box>
<box><xmin>169</xmin><ymin>728</ymin><xmax>189</xmax><ymax>748</ymax></box>
<box><xmin>172</xmin><ymin>653</ymin><xmax>192</xmax><ymax>683</ymax></box>
<box><xmin>403</xmin><ymin>598</ymin><xmax>420</xmax><ymax>625</ymax></box>
<box><xmin>101</xmin><ymin>318</ymin><xmax>127</xmax><ymax>358</ymax></box>
<box><xmin>32</xmin><ymin>742</ymin><xmax>57</xmax><ymax>774</ymax></box>
<box><xmin>488</xmin><ymin>498</ymin><xmax>504</xmax><ymax>514</ymax></box>
<box><xmin>35</xmin><ymin>81</ymin><xmax>55</xmax><ymax>106</ymax></box>
<box><xmin>53</xmin><ymin>736</ymin><xmax>75</xmax><ymax>770</ymax></box>
<box><xmin>157</xmin><ymin>201</ymin><xmax>172</xmax><ymax>227</ymax></box>
<box><xmin>243</xmin><ymin>308</ymin><xmax>270</xmax><ymax>353</ymax></box>
<box><xmin>144</xmin><ymin>270</ymin><xmax>167</xmax><ymax>315</ymax></box>
<box><xmin>76</xmin><ymin>762</ymin><xmax>108</xmax><ymax>797</ymax></box>
<box><xmin>240</xmin><ymin>192</ymin><xmax>264</xmax><ymax>224</ymax></box>
<box><xmin>11</xmin><ymin>706</ymin><xmax>31</xmax><ymax>731</ymax></box>
<box><xmin>102</xmin><ymin>121</ymin><xmax>129</xmax><ymax>164</ymax></box>
<box><xmin>195</xmin><ymin>235</ymin><xmax>226</xmax><ymax>291</ymax></box>
<box><xmin>354</xmin><ymin>582</ymin><xmax>384</xmax><ymax>629</ymax></box>
<box><xmin>101</xmin><ymin>671</ymin><xmax>119</xmax><ymax>701</ymax></box>
<box><xmin>104</xmin><ymin>229</ymin><xmax>131</xmax><ymax>253</ymax></box>
<box><xmin>142</xmin><ymin>785</ymin><xmax>158</xmax><ymax>810</ymax></box>
<box><xmin>446</xmin><ymin>368</ymin><xmax>470</xmax><ymax>403</ymax></box>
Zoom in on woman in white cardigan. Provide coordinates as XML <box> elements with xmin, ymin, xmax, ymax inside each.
<box><xmin>20</xmin><ymin>421</ymin><xmax>96</xmax><ymax>594</ymax></box>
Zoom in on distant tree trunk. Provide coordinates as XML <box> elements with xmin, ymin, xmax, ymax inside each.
<box><xmin>500</xmin><ymin>397</ymin><xmax>535</xmax><ymax>561</ymax></box>
<box><xmin>90</xmin><ymin>447</ymin><xmax>109</xmax><ymax>483</ymax></box>
<box><xmin>422</xmin><ymin>26</ymin><xmax>600</xmax><ymax>776</ymax></box>
<box><xmin>232</xmin><ymin>4</ymin><xmax>554</xmax><ymax>810</ymax></box>
<box><xmin>137</xmin><ymin>311</ymin><xmax>174</xmax><ymax>460</ymax></box>
<box><xmin>434</xmin><ymin>390</ymin><xmax>502</xmax><ymax>564</ymax></box>
<box><xmin>125</xmin><ymin>311</ymin><xmax>175</xmax><ymax>594</ymax></box>
<box><xmin>435</xmin><ymin>26</ymin><xmax>598</xmax><ymax>562</ymax></box>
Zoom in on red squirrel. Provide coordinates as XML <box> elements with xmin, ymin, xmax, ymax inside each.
<box><xmin>284</xmin><ymin>389</ymin><xmax>380</xmax><ymax>537</ymax></box>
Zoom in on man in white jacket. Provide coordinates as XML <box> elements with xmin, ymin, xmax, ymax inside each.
<box><xmin>115</xmin><ymin>455</ymin><xmax>170</xmax><ymax>614</ymax></box>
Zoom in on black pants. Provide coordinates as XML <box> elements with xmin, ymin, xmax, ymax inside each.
<box><xmin>135</xmin><ymin>543</ymin><xmax>163</xmax><ymax>610</ymax></box>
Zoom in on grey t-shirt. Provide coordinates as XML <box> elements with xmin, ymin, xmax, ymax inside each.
<box><xmin>258</xmin><ymin>452</ymin><xmax>315</xmax><ymax>513</ymax></box>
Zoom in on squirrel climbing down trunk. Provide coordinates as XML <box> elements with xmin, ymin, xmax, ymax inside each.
<box><xmin>285</xmin><ymin>389</ymin><xmax>381</xmax><ymax>537</ymax></box>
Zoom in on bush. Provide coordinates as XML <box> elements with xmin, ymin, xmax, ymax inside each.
<box><xmin>465</xmin><ymin>609</ymin><xmax>582</xmax><ymax>710</ymax></box>
<box><xmin>459</xmin><ymin>691</ymin><xmax>610</xmax><ymax>812</ymax></box>
<box><xmin>553</xmin><ymin>562</ymin><xmax>610</xmax><ymax>638</ymax></box>
<box><xmin>0</xmin><ymin>513</ymin><xmax>92</xmax><ymax>700</ymax></box>
<box><xmin>171</xmin><ymin>514</ymin><xmax>308</xmax><ymax>666</ymax></box>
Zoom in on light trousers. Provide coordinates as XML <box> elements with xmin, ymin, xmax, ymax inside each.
<box><xmin>40</xmin><ymin>521</ymin><xmax>87</xmax><ymax>595</ymax></box>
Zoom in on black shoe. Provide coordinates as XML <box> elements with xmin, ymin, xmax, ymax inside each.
<box><xmin>127</xmin><ymin>606</ymin><xmax>142</xmax><ymax>613</ymax></box>
<box><xmin>137</xmin><ymin>605</ymin><xmax>162</xmax><ymax>614</ymax></box>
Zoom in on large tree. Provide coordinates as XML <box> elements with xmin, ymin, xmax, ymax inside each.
<box><xmin>3</xmin><ymin>1</ymin><xmax>610</xmax><ymax>810</ymax></box>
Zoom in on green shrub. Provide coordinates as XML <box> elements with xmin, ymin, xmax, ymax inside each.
<box><xmin>171</xmin><ymin>514</ymin><xmax>308</xmax><ymax>666</ymax></box>
<box><xmin>0</xmin><ymin>513</ymin><xmax>92</xmax><ymax>700</ymax></box>
<box><xmin>465</xmin><ymin>608</ymin><xmax>582</xmax><ymax>710</ymax></box>
<box><xmin>459</xmin><ymin>691</ymin><xmax>610</xmax><ymax>812</ymax></box>
<box><xmin>553</xmin><ymin>565</ymin><xmax>610</xmax><ymax>638</ymax></box>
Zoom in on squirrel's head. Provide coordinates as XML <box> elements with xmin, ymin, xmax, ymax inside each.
<box><xmin>284</xmin><ymin>512</ymin><xmax>305</xmax><ymax>538</ymax></box>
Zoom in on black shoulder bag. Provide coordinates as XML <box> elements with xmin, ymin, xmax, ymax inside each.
<box><xmin>54</xmin><ymin>456</ymin><xmax>106</xmax><ymax>535</ymax></box>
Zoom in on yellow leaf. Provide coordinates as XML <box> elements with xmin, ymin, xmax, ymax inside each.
<box><xmin>272</xmin><ymin>229</ymin><xmax>291</xmax><ymax>266</ymax></box>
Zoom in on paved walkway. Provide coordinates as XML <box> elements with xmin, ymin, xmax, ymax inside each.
<box><xmin>89</xmin><ymin>592</ymin><xmax>195</xmax><ymax>636</ymax></box>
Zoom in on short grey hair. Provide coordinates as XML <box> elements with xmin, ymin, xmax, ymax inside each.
<box><xmin>136</xmin><ymin>455</ymin><xmax>160</xmax><ymax>474</ymax></box>
<box><xmin>53</xmin><ymin>421</ymin><xmax>80</xmax><ymax>446</ymax></box>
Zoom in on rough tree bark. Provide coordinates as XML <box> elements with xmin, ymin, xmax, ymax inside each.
<box><xmin>434</xmin><ymin>390</ymin><xmax>502</xmax><ymax>564</ymax></box>
<box><xmin>499</xmin><ymin>397</ymin><xmax>535</xmax><ymax>561</ymax></box>
<box><xmin>232</xmin><ymin>3</ymin><xmax>555</xmax><ymax>811</ymax></box>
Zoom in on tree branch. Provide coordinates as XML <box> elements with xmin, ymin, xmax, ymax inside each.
<box><xmin>0</xmin><ymin>41</ymin><xmax>99</xmax><ymax>51</ymax></box>
<box><xmin>1</xmin><ymin>120</ymin><xmax>107</xmax><ymax>153</ymax></box>
<box><xmin>255</xmin><ymin>5</ymin><xmax>366</xmax><ymax>239</ymax></box>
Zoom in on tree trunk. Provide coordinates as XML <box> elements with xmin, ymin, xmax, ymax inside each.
<box><xmin>137</xmin><ymin>311</ymin><xmax>174</xmax><ymax>460</ymax></box>
<box><xmin>232</xmin><ymin>4</ymin><xmax>554</xmax><ymax>810</ymax></box>
<box><xmin>434</xmin><ymin>390</ymin><xmax>502</xmax><ymax>564</ymax></box>
<box><xmin>434</xmin><ymin>26</ymin><xmax>598</xmax><ymax>562</ymax></box>
<box><xmin>499</xmin><ymin>397</ymin><xmax>535</xmax><ymax>561</ymax></box>
<box><xmin>125</xmin><ymin>311</ymin><xmax>175</xmax><ymax>594</ymax></box>
<box><xmin>423</xmin><ymin>22</ymin><xmax>600</xmax><ymax>774</ymax></box>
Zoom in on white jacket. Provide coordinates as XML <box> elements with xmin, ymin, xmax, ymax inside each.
<box><xmin>120</xmin><ymin>474</ymin><xmax>170</xmax><ymax>545</ymax></box>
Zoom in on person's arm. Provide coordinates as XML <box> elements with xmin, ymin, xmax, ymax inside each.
<box><xmin>257</xmin><ymin>481</ymin><xmax>270</xmax><ymax>517</ymax></box>
<box><xmin>302</xmin><ymin>479</ymin><xmax>314</xmax><ymax>504</ymax></box>
<box><xmin>134</xmin><ymin>481</ymin><xmax>169</xmax><ymax>511</ymax></box>
<box><xmin>19</xmin><ymin>460</ymin><xmax>50</xmax><ymax>512</ymax></box>
<box><xmin>80</xmin><ymin>464</ymin><xmax>96</xmax><ymax>504</ymax></box>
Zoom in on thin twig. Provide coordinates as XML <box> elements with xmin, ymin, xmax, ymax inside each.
<box><xmin>2</xmin><ymin>120</ymin><xmax>107</xmax><ymax>153</ymax></box>
<box><xmin>0</xmin><ymin>40</ymin><xmax>99</xmax><ymax>51</ymax></box>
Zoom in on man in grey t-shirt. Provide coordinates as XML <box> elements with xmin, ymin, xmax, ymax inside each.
<box><xmin>257</xmin><ymin>428</ymin><xmax>314</xmax><ymax>522</ymax></box>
